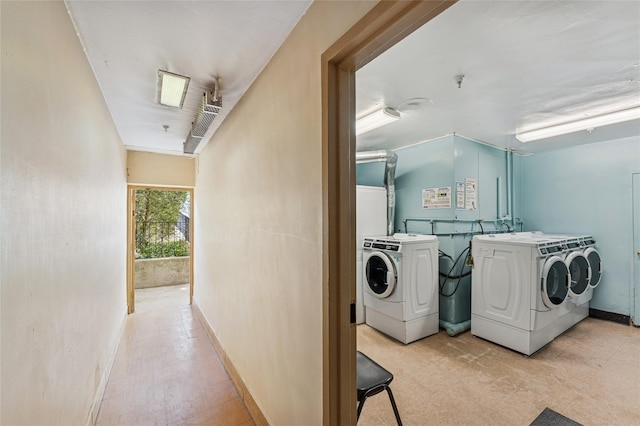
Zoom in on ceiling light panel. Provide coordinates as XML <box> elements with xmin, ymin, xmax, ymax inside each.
<box><xmin>158</xmin><ymin>70</ymin><xmax>190</xmax><ymax>108</ymax></box>
<box><xmin>516</xmin><ymin>106</ymin><xmax>640</xmax><ymax>142</ymax></box>
<box><xmin>356</xmin><ymin>107</ymin><xmax>401</xmax><ymax>136</ymax></box>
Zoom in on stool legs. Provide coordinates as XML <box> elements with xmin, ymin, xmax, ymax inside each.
<box><xmin>356</xmin><ymin>385</ymin><xmax>402</xmax><ymax>426</ymax></box>
<box><xmin>385</xmin><ymin>386</ymin><xmax>402</xmax><ymax>426</ymax></box>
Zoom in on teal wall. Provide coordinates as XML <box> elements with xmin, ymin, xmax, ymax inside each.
<box><xmin>356</xmin><ymin>135</ymin><xmax>515</xmax><ymax>234</ymax></box>
<box><xmin>520</xmin><ymin>136</ymin><xmax>640</xmax><ymax>317</ymax></box>
<box><xmin>357</xmin><ymin>134</ymin><xmax>640</xmax><ymax>319</ymax></box>
<box><xmin>357</xmin><ymin>135</ymin><xmax>515</xmax><ymax>323</ymax></box>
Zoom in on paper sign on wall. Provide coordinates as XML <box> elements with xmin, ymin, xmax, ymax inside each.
<box><xmin>422</xmin><ymin>187</ymin><xmax>451</xmax><ymax>209</ymax></box>
<box><xmin>456</xmin><ymin>182</ymin><xmax>465</xmax><ymax>210</ymax></box>
<box><xmin>465</xmin><ymin>178</ymin><xmax>477</xmax><ymax>211</ymax></box>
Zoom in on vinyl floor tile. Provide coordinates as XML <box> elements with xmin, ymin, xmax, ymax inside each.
<box><xmin>357</xmin><ymin>318</ymin><xmax>640</xmax><ymax>426</ymax></box>
<box><xmin>96</xmin><ymin>285</ymin><xmax>254</xmax><ymax>426</ymax></box>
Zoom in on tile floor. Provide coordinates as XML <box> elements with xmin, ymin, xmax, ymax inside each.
<box><xmin>98</xmin><ymin>286</ymin><xmax>639</xmax><ymax>425</ymax></box>
<box><xmin>96</xmin><ymin>285</ymin><xmax>254</xmax><ymax>426</ymax></box>
<box><xmin>357</xmin><ymin>318</ymin><xmax>640</xmax><ymax>426</ymax></box>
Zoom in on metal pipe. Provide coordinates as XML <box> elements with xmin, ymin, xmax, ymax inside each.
<box><xmin>403</xmin><ymin>217</ymin><xmax>524</xmax><ymax>235</ymax></box>
<box><xmin>356</xmin><ymin>150</ymin><xmax>397</xmax><ymax>236</ymax></box>
<box><xmin>403</xmin><ymin>218</ymin><xmax>506</xmax><ymax>224</ymax></box>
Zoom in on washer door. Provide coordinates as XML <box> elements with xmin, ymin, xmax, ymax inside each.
<box><xmin>541</xmin><ymin>256</ymin><xmax>570</xmax><ymax>308</ymax></box>
<box><xmin>365</xmin><ymin>252</ymin><xmax>397</xmax><ymax>299</ymax></box>
<box><xmin>565</xmin><ymin>251</ymin><xmax>591</xmax><ymax>297</ymax></box>
<box><xmin>584</xmin><ymin>247</ymin><xmax>602</xmax><ymax>288</ymax></box>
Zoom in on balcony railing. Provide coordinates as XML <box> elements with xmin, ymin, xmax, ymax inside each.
<box><xmin>135</xmin><ymin>218</ymin><xmax>190</xmax><ymax>259</ymax></box>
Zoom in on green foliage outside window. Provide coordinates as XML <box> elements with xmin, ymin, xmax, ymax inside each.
<box><xmin>135</xmin><ymin>189</ymin><xmax>189</xmax><ymax>259</ymax></box>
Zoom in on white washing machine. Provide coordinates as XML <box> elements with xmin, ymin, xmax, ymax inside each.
<box><xmin>362</xmin><ymin>233</ymin><xmax>439</xmax><ymax>344</ymax></box>
<box><xmin>471</xmin><ymin>232</ymin><xmax>573</xmax><ymax>355</ymax></box>
<box><xmin>549</xmin><ymin>234</ymin><xmax>602</xmax><ymax>331</ymax></box>
<box><xmin>532</xmin><ymin>233</ymin><xmax>602</xmax><ymax>321</ymax></box>
<box><xmin>580</xmin><ymin>236</ymin><xmax>602</xmax><ymax>290</ymax></box>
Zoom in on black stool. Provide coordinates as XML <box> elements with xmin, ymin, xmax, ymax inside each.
<box><xmin>356</xmin><ymin>351</ymin><xmax>402</xmax><ymax>425</ymax></box>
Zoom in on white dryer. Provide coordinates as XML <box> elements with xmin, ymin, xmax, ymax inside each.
<box><xmin>556</xmin><ymin>235</ymin><xmax>602</xmax><ymax>332</ymax></box>
<box><xmin>471</xmin><ymin>232</ymin><xmax>572</xmax><ymax>355</ymax></box>
<box><xmin>362</xmin><ymin>233</ymin><xmax>439</xmax><ymax>344</ymax></box>
<box><xmin>534</xmin><ymin>233</ymin><xmax>602</xmax><ymax>328</ymax></box>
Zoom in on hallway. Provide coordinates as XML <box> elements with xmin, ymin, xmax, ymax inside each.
<box><xmin>96</xmin><ymin>286</ymin><xmax>254</xmax><ymax>425</ymax></box>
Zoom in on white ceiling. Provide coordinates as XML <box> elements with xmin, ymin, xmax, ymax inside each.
<box><xmin>65</xmin><ymin>0</ymin><xmax>312</xmax><ymax>156</ymax></box>
<box><xmin>356</xmin><ymin>0</ymin><xmax>640</xmax><ymax>155</ymax></box>
<box><xmin>66</xmin><ymin>1</ymin><xmax>639</xmax><ymax>157</ymax></box>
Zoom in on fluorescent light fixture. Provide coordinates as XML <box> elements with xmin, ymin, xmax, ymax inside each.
<box><xmin>356</xmin><ymin>107</ymin><xmax>400</xmax><ymax>136</ymax></box>
<box><xmin>158</xmin><ymin>70</ymin><xmax>190</xmax><ymax>108</ymax></box>
<box><xmin>516</xmin><ymin>106</ymin><xmax>640</xmax><ymax>143</ymax></box>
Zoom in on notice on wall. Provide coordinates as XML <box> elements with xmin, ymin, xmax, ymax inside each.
<box><xmin>422</xmin><ymin>187</ymin><xmax>451</xmax><ymax>209</ymax></box>
<box><xmin>465</xmin><ymin>178</ymin><xmax>477</xmax><ymax>211</ymax></box>
<box><xmin>455</xmin><ymin>182</ymin><xmax>465</xmax><ymax>210</ymax></box>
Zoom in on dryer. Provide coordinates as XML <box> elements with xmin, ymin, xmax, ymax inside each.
<box><xmin>362</xmin><ymin>233</ymin><xmax>439</xmax><ymax>344</ymax></box>
<box><xmin>559</xmin><ymin>235</ymin><xmax>602</xmax><ymax>332</ymax></box>
<box><xmin>534</xmin><ymin>233</ymin><xmax>602</xmax><ymax>330</ymax></box>
<box><xmin>471</xmin><ymin>232</ymin><xmax>572</xmax><ymax>355</ymax></box>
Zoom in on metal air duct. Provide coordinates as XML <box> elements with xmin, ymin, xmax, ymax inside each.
<box><xmin>183</xmin><ymin>80</ymin><xmax>222</xmax><ymax>154</ymax></box>
<box><xmin>355</xmin><ymin>150</ymin><xmax>397</xmax><ymax>236</ymax></box>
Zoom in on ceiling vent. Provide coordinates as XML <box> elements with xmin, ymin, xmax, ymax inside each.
<box><xmin>183</xmin><ymin>80</ymin><xmax>222</xmax><ymax>154</ymax></box>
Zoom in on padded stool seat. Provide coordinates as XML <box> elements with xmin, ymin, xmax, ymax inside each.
<box><xmin>356</xmin><ymin>351</ymin><xmax>402</xmax><ymax>425</ymax></box>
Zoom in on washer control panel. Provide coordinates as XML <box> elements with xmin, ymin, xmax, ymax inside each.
<box><xmin>363</xmin><ymin>238</ymin><xmax>402</xmax><ymax>252</ymax></box>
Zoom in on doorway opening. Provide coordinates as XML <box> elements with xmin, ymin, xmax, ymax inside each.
<box><xmin>127</xmin><ymin>186</ymin><xmax>194</xmax><ymax>314</ymax></box>
<box><xmin>322</xmin><ymin>1</ymin><xmax>456</xmax><ymax>422</ymax></box>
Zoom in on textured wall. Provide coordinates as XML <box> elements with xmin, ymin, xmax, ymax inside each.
<box><xmin>127</xmin><ymin>151</ymin><xmax>195</xmax><ymax>187</ymax></box>
<box><xmin>135</xmin><ymin>257</ymin><xmax>190</xmax><ymax>289</ymax></box>
<box><xmin>193</xmin><ymin>1</ymin><xmax>377</xmax><ymax>424</ymax></box>
<box><xmin>1</xmin><ymin>2</ymin><xmax>128</xmax><ymax>424</ymax></box>
<box><xmin>521</xmin><ymin>136</ymin><xmax>640</xmax><ymax>317</ymax></box>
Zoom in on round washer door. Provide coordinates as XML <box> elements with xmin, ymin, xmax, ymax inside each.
<box><xmin>365</xmin><ymin>252</ymin><xmax>397</xmax><ymax>299</ymax></box>
<box><xmin>541</xmin><ymin>256</ymin><xmax>570</xmax><ymax>308</ymax></box>
<box><xmin>565</xmin><ymin>251</ymin><xmax>591</xmax><ymax>297</ymax></box>
<box><xmin>584</xmin><ymin>247</ymin><xmax>602</xmax><ymax>288</ymax></box>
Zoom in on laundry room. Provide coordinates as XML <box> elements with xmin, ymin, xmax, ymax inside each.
<box><xmin>353</xmin><ymin>1</ymin><xmax>639</xmax><ymax>425</ymax></box>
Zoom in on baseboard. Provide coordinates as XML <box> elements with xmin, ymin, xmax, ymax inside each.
<box><xmin>192</xmin><ymin>302</ymin><xmax>269</xmax><ymax>426</ymax></box>
<box><xmin>86</xmin><ymin>305</ymin><xmax>128</xmax><ymax>426</ymax></box>
<box><xmin>589</xmin><ymin>308</ymin><xmax>631</xmax><ymax>325</ymax></box>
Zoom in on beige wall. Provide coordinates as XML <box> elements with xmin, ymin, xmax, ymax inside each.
<box><xmin>1</xmin><ymin>2</ymin><xmax>128</xmax><ymax>424</ymax></box>
<box><xmin>193</xmin><ymin>1</ymin><xmax>376</xmax><ymax>424</ymax></box>
<box><xmin>127</xmin><ymin>151</ymin><xmax>195</xmax><ymax>187</ymax></box>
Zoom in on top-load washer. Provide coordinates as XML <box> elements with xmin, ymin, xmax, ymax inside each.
<box><xmin>362</xmin><ymin>233</ymin><xmax>439</xmax><ymax>344</ymax></box>
<box><xmin>471</xmin><ymin>232</ymin><xmax>573</xmax><ymax>355</ymax></box>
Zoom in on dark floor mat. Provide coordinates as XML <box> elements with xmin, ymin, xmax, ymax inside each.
<box><xmin>530</xmin><ymin>408</ymin><xmax>583</xmax><ymax>426</ymax></box>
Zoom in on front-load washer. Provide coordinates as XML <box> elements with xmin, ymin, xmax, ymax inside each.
<box><xmin>535</xmin><ymin>234</ymin><xmax>602</xmax><ymax>321</ymax></box>
<box><xmin>362</xmin><ymin>233</ymin><xmax>439</xmax><ymax>344</ymax></box>
<box><xmin>471</xmin><ymin>232</ymin><xmax>572</xmax><ymax>355</ymax></box>
<box><xmin>557</xmin><ymin>235</ymin><xmax>602</xmax><ymax>331</ymax></box>
<box><xmin>544</xmin><ymin>235</ymin><xmax>592</xmax><ymax>300</ymax></box>
<box><xmin>579</xmin><ymin>236</ymin><xmax>602</xmax><ymax>290</ymax></box>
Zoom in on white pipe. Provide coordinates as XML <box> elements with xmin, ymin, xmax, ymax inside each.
<box><xmin>356</xmin><ymin>150</ymin><xmax>397</xmax><ymax>236</ymax></box>
<box><xmin>497</xmin><ymin>176</ymin><xmax>502</xmax><ymax>220</ymax></box>
<box><xmin>506</xmin><ymin>150</ymin><xmax>514</xmax><ymax>222</ymax></box>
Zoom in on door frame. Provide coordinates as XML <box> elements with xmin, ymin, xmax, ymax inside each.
<box><xmin>321</xmin><ymin>1</ymin><xmax>457</xmax><ymax>423</ymax></box>
<box><xmin>127</xmin><ymin>185</ymin><xmax>195</xmax><ymax>314</ymax></box>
